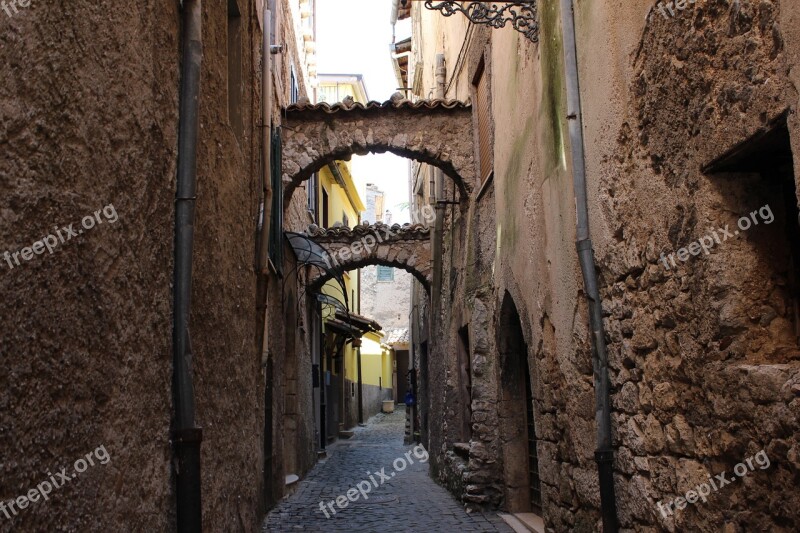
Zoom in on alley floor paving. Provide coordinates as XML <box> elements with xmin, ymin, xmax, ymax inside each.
<box><xmin>263</xmin><ymin>406</ymin><xmax>513</xmax><ymax>532</ymax></box>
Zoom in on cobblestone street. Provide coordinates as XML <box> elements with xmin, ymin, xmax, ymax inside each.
<box><xmin>262</xmin><ymin>407</ymin><xmax>513</xmax><ymax>532</ymax></box>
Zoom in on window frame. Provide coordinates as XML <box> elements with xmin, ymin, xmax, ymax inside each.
<box><xmin>473</xmin><ymin>58</ymin><xmax>494</xmax><ymax>185</ymax></box>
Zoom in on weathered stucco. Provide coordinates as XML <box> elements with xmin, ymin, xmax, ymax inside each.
<box><xmin>0</xmin><ymin>3</ymin><xmax>179</xmax><ymax>530</ymax></box>
<box><xmin>410</xmin><ymin>0</ymin><xmax>800</xmax><ymax>530</ymax></box>
<box><xmin>1</xmin><ymin>1</ymin><xmax>318</xmax><ymax>531</ymax></box>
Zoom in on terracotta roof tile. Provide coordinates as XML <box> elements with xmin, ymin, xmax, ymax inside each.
<box><xmin>306</xmin><ymin>222</ymin><xmax>431</xmax><ymax>240</ymax></box>
<box><xmin>285</xmin><ymin>97</ymin><xmax>470</xmax><ymax>115</ymax></box>
<box><xmin>384</xmin><ymin>327</ymin><xmax>409</xmax><ymax>345</ymax></box>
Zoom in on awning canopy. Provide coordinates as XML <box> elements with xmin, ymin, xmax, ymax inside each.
<box><xmin>335</xmin><ymin>310</ymin><xmax>381</xmax><ymax>334</ymax></box>
<box><xmin>324</xmin><ymin>317</ymin><xmax>363</xmax><ymax>337</ymax></box>
<box><xmin>286</xmin><ymin>231</ymin><xmax>349</xmax><ymax>311</ymax></box>
<box><xmin>324</xmin><ymin>310</ymin><xmax>382</xmax><ymax>342</ymax></box>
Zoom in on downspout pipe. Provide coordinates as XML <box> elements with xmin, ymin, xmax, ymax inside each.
<box><xmin>257</xmin><ymin>9</ymin><xmax>273</xmax><ymax>275</ymax></box>
<box><xmin>256</xmin><ymin>9</ymin><xmax>273</xmax><ymax>379</ymax></box>
<box><xmin>559</xmin><ymin>0</ymin><xmax>618</xmax><ymax>530</ymax></box>
<box><xmin>173</xmin><ymin>0</ymin><xmax>203</xmax><ymax>531</ymax></box>
<box><xmin>430</xmin><ymin>54</ymin><xmax>446</xmax><ymax>328</ymax></box>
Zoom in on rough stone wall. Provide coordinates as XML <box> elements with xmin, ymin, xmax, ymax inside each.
<box><xmin>590</xmin><ymin>0</ymin><xmax>800</xmax><ymax>530</ymax></box>
<box><xmin>269</xmin><ymin>0</ymin><xmax>318</xmax><ymax>506</ymax></box>
<box><xmin>190</xmin><ymin>1</ymin><xmax>274</xmax><ymax>529</ymax></box>
<box><xmin>1</xmin><ymin>0</ymin><xmax>319</xmax><ymax>531</ymax></box>
<box><xmin>361</xmin><ymin>265</ymin><xmax>413</xmax><ymax>330</ymax></box>
<box><xmin>412</xmin><ymin>0</ymin><xmax>800</xmax><ymax>531</ymax></box>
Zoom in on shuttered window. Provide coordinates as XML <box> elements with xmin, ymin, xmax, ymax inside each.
<box><xmin>474</xmin><ymin>62</ymin><xmax>493</xmax><ymax>183</ymax></box>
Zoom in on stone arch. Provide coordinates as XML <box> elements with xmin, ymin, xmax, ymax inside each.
<box><xmin>281</xmin><ymin>100</ymin><xmax>475</xmax><ymax>206</ymax></box>
<box><xmin>305</xmin><ymin>223</ymin><xmax>432</xmax><ymax>294</ymax></box>
<box><xmin>498</xmin><ymin>265</ymin><xmax>536</xmax><ymax>349</ymax></box>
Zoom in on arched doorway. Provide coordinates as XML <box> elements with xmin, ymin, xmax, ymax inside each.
<box><xmin>497</xmin><ymin>292</ymin><xmax>541</xmax><ymax>514</ymax></box>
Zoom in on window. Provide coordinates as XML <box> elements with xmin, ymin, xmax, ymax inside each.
<box><xmin>457</xmin><ymin>326</ymin><xmax>472</xmax><ymax>441</ymax></box>
<box><xmin>474</xmin><ymin>60</ymin><xmax>493</xmax><ymax>183</ymax></box>
<box><xmin>268</xmin><ymin>0</ymin><xmax>282</xmax><ymax>77</ymax></box>
<box><xmin>227</xmin><ymin>0</ymin><xmax>243</xmax><ymax>142</ymax></box>
<box><xmin>268</xmin><ymin>127</ymin><xmax>283</xmax><ymax>270</ymax></box>
<box><xmin>290</xmin><ymin>66</ymin><xmax>300</xmax><ymax>104</ymax></box>
<box><xmin>342</xmin><ymin>212</ymin><xmax>349</xmax><ymax>227</ymax></box>
<box><xmin>377</xmin><ymin>266</ymin><xmax>394</xmax><ymax>282</ymax></box>
<box><xmin>307</xmin><ymin>172</ymin><xmax>318</xmax><ymax>222</ymax></box>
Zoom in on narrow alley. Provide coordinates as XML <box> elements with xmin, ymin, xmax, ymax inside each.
<box><xmin>3</xmin><ymin>0</ymin><xmax>800</xmax><ymax>531</ymax></box>
<box><xmin>263</xmin><ymin>407</ymin><xmax>512</xmax><ymax>532</ymax></box>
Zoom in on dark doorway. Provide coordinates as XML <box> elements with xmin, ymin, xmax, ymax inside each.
<box><xmin>419</xmin><ymin>341</ymin><xmax>429</xmax><ymax>447</ymax></box>
<box><xmin>395</xmin><ymin>349</ymin><xmax>410</xmax><ymax>402</ymax></box>
<box><xmin>497</xmin><ymin>293</ymin><xmax>541</xmax><ymax>514</ymax></box>
<box><xmin>323</xmin><ymin>334</ymin><xmax>344</xmax><ymax>443</ymax></box>
<box><xmin>456</xmin><ymin>325</ymin><xmax>472</xmax><ymax>441</ymax></box>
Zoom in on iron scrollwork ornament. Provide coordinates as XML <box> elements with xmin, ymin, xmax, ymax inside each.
<box><xmin>423</xmin><ymin>1</ymin><xmax>539</xmax><ymax>43</ymax></box>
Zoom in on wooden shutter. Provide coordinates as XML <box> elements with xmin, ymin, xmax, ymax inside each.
<box><xmin>475</xmin><ymin>64</ymin><xmax>493</xmax><ymax>183</ymax></box>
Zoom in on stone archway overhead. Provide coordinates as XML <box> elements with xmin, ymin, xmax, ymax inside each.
<box><xmin>281</xmin><ymin>98</ymin><xmax>475</xmax><ymax>204</ymax></box>
<box><xmin>305</xmin><ymin>222</ymin><xmax>432</xmax><ymax>292</ymax></box>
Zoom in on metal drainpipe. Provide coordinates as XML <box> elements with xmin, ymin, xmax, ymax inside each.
<box><xmin>431</xmin><ymin>54</ymin><xmax>446</xmax><ymax>327</ymax></box>
<box><xmin>256</xmin><ymin>8</ymin><xmax>273</xmax><ymax>389</ymax></box>
<box><xmin>257</xmin><ymin>8</ymin><xmax>273</xmax><ymax>275</ymax></box>
<box><xmin>173</xmin><ymin>0</ymin><xmax>203</xmax><ymax>531</ymax></box>
<box><xmin>559</xmin><ymin>0</ymin><xmax>618</xmax><ymax>530</ymax></box>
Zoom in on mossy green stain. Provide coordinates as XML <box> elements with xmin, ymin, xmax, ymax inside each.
<box><xmin>501</xmin><ymin>114</ymin><xmax>535</xmax><ymax>251</ymax></box>
<box><xmin>539</xmin><ymin>0</ymin><xmax>566</xmax><ymax>176</ymax></box>
<box><xmin>499</xmin><ymin>1</ymin><xmax>566</xmax><ymax>253</ymax></box>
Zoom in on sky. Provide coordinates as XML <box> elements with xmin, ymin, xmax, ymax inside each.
<box><xmin>315</xmin><ymin>0</ymin><xmax>413</xmax><ymax>224</ymax></box>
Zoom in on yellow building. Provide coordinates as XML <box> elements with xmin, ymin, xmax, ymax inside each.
<box><xmin>317</xmin><ymin>73</ymin><xmax>369</xmax><ymax>105</ymax></box>
<box><xmin>318</xmin><ymin>161</ymin><xmax>364</xmax><ymax>312</ymax></box>
<box><xmin>312</xmin><ymin>74</ymin><xmax>394</xmax><ymax>440</ymax></box>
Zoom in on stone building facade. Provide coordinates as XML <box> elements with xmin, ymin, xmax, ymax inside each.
<box><xmin>1</xmin><ymin>0</ymin><xmax>320</xmax><ymax>530</ymax></box>
<box><xmin>401</xmin><ymin>0</ymin><xmax>800</xmax><ymax>531</ymax></box>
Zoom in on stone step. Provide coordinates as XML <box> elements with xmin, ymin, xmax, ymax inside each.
<box><xmin>498</xmin><ymin>513</ymin><xmax>544</xmax><ymax>533</ymax></box>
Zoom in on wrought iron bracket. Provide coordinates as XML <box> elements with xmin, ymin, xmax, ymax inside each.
<box><xmin>422</xmin><ymin>1</ymin><xmax>539</xmax><ymax>43</ymax></box>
